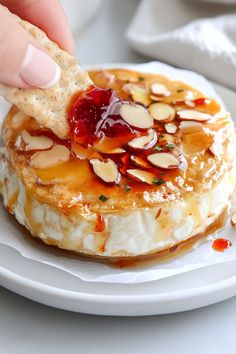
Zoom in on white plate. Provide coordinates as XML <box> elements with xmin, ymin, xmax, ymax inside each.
<box><xmin>0</xmin><ymin>68</ymin><xmax>236</xmax><ymax>316</ymax></box>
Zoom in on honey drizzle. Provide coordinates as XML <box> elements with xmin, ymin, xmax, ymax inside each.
<box><xmin>95</xmin><ymin>214</ymin><xmax>105</xmax><ymax>232</ymax></box>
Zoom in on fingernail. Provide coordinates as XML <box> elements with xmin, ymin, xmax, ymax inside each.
<box><xmin>19</xmin><ymin>44</ymin><xmax>61</xmax><ymax>88</ymax></box>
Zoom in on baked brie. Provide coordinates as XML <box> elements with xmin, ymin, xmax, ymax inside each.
<box><xmin>0</xmin><ymin>68</ymin><xmax>235</xmax><ymax>262</ymax></box>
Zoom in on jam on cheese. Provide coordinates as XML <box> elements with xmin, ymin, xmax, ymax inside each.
<box><xmin>68</xmin><ymin>87</ymin><xmax>137</xmax><ymax>145</ymax></box>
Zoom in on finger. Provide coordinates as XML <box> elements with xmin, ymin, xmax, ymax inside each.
<box><xmin>0</xmin><ymin>0</ymin><xmax>75</xmax><ymax>54</ymax></box>
<box><xmin>0</xmin><ymin>5</ymin><xmax>61</xmax><ymax>88</ymax></box>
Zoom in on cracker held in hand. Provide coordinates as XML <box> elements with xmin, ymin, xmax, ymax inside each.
<box><xmin>0</xmin><ymin>12</ymin><xmax>92</xmax><ymax>138</ymax></box>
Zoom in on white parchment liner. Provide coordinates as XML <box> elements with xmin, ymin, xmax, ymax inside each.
<box><xmin>0</xmin><ymin>61</ymin><xmax>236</xmax><ymax>284</ymax></box>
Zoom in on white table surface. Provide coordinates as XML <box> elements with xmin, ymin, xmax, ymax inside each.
<box><xmin>1</xmin><ymin>1</ymin><xmax>236</xmax><ymax>353</ymax></box>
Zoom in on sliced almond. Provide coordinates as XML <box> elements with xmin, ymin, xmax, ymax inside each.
<box><xmin>149</xmin><ymin>103</ymin><xmax>176</xmax><ymax>123</ymax></box>
<box><xmin>147</xmin><ymin>153</ymin><xmax>180</xmax><ymax>169</ymax></box>
<box><xmin>179</xmin><ymin>121</ymin><xmax>203</xmax><ymax>133</ymax></box>
<box><xmin>128</xmin><ymin>129</ymin><xmax>157</xmax><ymax>150</ymax></box>
<box><xmin>106</xmin><ymin>148</ymin><xmax>126</xmax><ymax>154</ymax></box>
<box><xmin>185</xmin><ymin>91</ymin><xmax>195</xmax><ymax>100</ymax></box>
<box><xmin>120</xmin><ymin>103</ymin><xmax>153</xmax><ymax>129</ymax></box>
<box><xmin>130</xmin><ymin>155</ymin><xmax>151</xmax><ymax>168</ymax></box>
<box><xmin>150</xmin><ymin>83</ymin><xmax>170</xmax><ymax>97</ymax></box>
<box><xmin>94</xmin><ymin>136</ymin><xmax>126</xmax><ymax>155</ymax></box>
<box><xmin>95</xmin><ymin>144</ymin><xmax>126</xmax><ymax>154</ymax></box>
<box><xmin>72</xmin><ymin>143</ymin><xmax>92</xmax><ymax>160</ymax></box>
<box><xmin>231</xmin><ymin>212</ymin><xmax>236</xmax><ymax>228</ymax></box>
<box><xmin>127</xmin><ymin>169</ymin><xmax>156</xmax><ymax>185</ymax></box>
<box><xmin>185</xmin><ymin>100</ymin><xmax>195</xmax><ymax>108</ymax></box>
<box><xmin>123</xmin><ymin>84</ymin><xmax>151</xmax><ymax>106</ymax></box>
<box><xmin>208</xmin><ymin>142</ymin><xmax>223</xmax><ymax>157</ymax></box>
<box><xmin>150</xmin><ymin>95</ymin><xmax>164</xmax><ymax>102</ymax></box>
<box><xmin>18</xmin><ymin>130</ymin><xmax>53</xmax><ymax>151</ymax></box>
<box><xmin>159</xmin><ymin>133</ymin><xmax>175</xmax><ymax>143</ymax></box>
<box><xmin>30</xmin><ymin>145</ymin><xmax>70</xmax><ymax>169</ymax></box>
<box><xmin>177</xmin><ymin>110</ymin><xmax>212</xmax><ymax>122</ymax></box>
<box><xmin>165</xmin><ymin>123</ymin><xmax>177</xmax><ymax>134</ymax></box>
<box><xmin>90</xmin><ymin>158</ymin><xmax>120</xmax><ymax>183</ymax></box>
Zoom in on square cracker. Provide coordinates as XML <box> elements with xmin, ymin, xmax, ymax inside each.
<box><xmin>0</xmin><ymin>12</ymin><xmax>92</xmax><ymax>138</ymax></box>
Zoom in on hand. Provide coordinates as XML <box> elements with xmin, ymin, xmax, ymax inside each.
<box><xmin>0</xmin><ymin>0</ymin><xmax>75</xmax><ymax>88</ymax></box>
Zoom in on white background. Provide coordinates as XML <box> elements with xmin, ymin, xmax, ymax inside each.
<box><xmin>1</xmin><ymin>1</ymin><xmax>236</xmax><ymax>353</ymax></box>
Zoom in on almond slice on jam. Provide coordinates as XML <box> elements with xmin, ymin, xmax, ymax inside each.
<box><xmin>127</xmin><ymin>169</ymin><xmax>156</xmax><ymax>184</ymax></box>
<box><xmin>179</xmin><ymin>121</ymin><xmax>203</xmax><ymax>132</ymax></box>
<box><xmin>150</xmin><ymin>83</ymin><xmax>170</xmax><ymax>97</ymax></box>
<box><xmin>130</xmin><ymin>155</ymin><xmax>151</xmax><ymax>168</ymax></box>
<box><xmin>90</xmin><ymin>158</ymin><xmax>120</xmax><ymax>183</ymax></box>
<box><xmin>128</xmin><ymin>129</ymin><xmax>157</xmax><ymax>150</ymax></box>
<box><xmin>30</xmin><ymin>145</ymin><xmax>70</xmax><ymax>169</ymax></box>
<box><xmin>18</xmin><ymin>130</ymin><xmax>53</xmax><ymax>151</ymax></box>
<box><xmin>147</xmin><ymin>152</ymin><xmax>180</xmax><ymax>169</ymax></box>
<box><xmin>165</xmin><ymin>123</ymin><xmax>177</xmax><ymax>134</ymax></box>
<box><xmin>177</xmin><ymin>109</ymin><xmax>212</xmax><ymax>122</ymax></box>
<box><xmin>149</xmin><ymin>103</ymin><xmax>176</xmax><ymax>123</ymax></box>
<box><xmin>120</xmin><ymin>103</ymin><xmax>153</xmax><ymax>129</ymax></box>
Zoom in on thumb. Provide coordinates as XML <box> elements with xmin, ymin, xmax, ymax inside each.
<box><xmin>0</xmin><ymin>6</ymin><xmax>61</xmax><ymax>89</ymax></box>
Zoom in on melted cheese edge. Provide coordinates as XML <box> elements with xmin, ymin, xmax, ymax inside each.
<box><xmin>0</xmin><ymin>148</ymin><xmax>236</xmax><ymax>257</ymax></box>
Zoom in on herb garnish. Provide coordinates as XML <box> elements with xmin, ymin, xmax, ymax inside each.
<box><xmin>138</xmin><ymin>76</ymin><xmax>145</xmax><ymax>81</ymax></box>
<box><xmin>124</xmin><ymin>184</ymin><xmax>132</xmax><ymax>192</ymax></box>
<box><xmin>154</xmin><ymin>145</ymin><xmax>163</xmax><ymax>151</ymax></box>
<box><xmin>177</xmin><ymin>89</ymin><xmax>184</xmax><ymax>93</ymax></box>
<box><xmin>166</xmin><ymin>143</ymin><xmax>175</xmax><ymax>151</ymax></box>
<box><xmin>153</xmin><ymin>177</ymin><xmax>165</xmax><ymax>185</ymax></box>
<box><xmin>99</xmin><ymin>195</ymin><xmax>109</xmax><ymax>202</ymax></box>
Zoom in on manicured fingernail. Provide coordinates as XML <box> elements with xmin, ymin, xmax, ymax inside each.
<box><xmin>19</xmin><ymin>44</ymin><xmax>61</xmax><ymax>88</ymax></box>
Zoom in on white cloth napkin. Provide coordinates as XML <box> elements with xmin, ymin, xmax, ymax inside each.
<box><xmin>126</xmin><ymin>0</ymin><xmax>236</xmax><ymax>90</ymax></box>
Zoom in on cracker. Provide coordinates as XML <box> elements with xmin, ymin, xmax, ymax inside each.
<box><xmin>0</xmin><ymin>10</ymin><xmax>92</xmax><ymax>138</ymax></box>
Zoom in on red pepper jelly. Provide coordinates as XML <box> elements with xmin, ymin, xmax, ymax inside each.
<box><xmin>212</xmin><ymin>238</ymin><xmax>232</xmax><ymax>252</ymax></box>
<box><xmin>68</xmin><ymin>87</ymin><xmax>138</xmax><ymax>146</ymax></box>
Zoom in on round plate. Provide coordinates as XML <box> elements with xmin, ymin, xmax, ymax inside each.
<box><xmin>1</xmin><ymin>65</ymin><xmax>236</xmax><ymax>316</ymax></box>
<box><xmin>1</xmin><ymin>244</ymin><xmax>236</xmax><ymax>316</ymax></box>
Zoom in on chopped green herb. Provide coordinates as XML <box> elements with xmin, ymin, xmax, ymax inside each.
<box><xmin>124</xmin><ymin>184</ymin><xmax>132</xmax><ymax>192</ymax></box>
<box><xmin>177</xmin><ymin>89</ymin><xmax>184</xmax><ymax>93</ymax></box>
<box><xmin>166</xmin><ymin>143</ymin><xmax>175</xmax><ymax>151</ymax></box>
<box><xmin>99</xmin><ymin>195</ymin><xmax>109</xmax><ymax>202</ymax></box>
<box><xmin>154</xmin><ymin>145</ymin><xmax>163</xmax><ymax>151</ymax></box>
<box><xmin>153</xmin><ymin>177</ymin><xmax>165</xmax><ymax>185</ymax></box>
<box><xmin>138</xmin><ymin>76</ymin><xmax>145</xmax><ymax>81</ymax></box>
<box><xmin>159</xmin><ymin>135</ymin><xmax>164</xmax><ymax>139</ymax></box>
<box><xmin>116</xmin><ymin>183</ymin><xmax>121</xmax><ymax>188</ymax></box>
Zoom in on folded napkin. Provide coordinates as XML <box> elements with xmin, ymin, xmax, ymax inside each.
<box><xmin>126</xmin><ymin>0</ymin><xmax>236</xmax><ymax>89</ymax></box>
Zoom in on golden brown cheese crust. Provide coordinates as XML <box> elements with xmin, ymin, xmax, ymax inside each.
<box><xmin>2</xmin><ymin>69</ymin><xmax>235</xmax><ymax>216</ymax></box>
